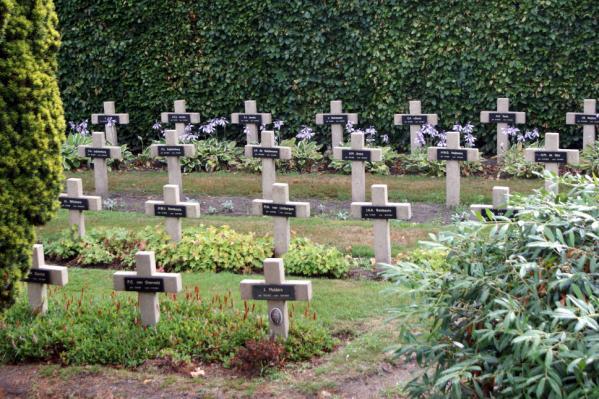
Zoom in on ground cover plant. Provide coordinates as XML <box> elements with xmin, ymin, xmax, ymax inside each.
<box><xmin>384</xmin><ymin>174</ymin><xmax>599</xmax><ymax>398</ymax></box>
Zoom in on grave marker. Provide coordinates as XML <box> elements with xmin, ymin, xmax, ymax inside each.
<box><xmin>351</xmin><ymin>185</ymin><xmax>411</xmax><ymax>265</ymax></box>
<box><xmin>145</xmin><ymin>184</ymin><xmax>200</xmax><ymax>242</ymax></box>
<box><xmin>25</xmin><ymin>244</ymin><xmax>68</xmax><ymax>314</ymax></box>
<box><xmin>252</xmin><ymin>183</ymin><xmax>310</xmax><ymax>256</ymax></box>
<box><xmin>315</xmin><ymin>100</ymin><xmax>358</xmax><ymax>147</ymax></box>
<box><xmin>231</xmin><ymin>100</ymin><xmax>272</xmax><ymax>144</ymax></box>
<box><xmin>471</xmin><ymin>186</ymin><xmax>521</xmax><ymax>220</ymax></box>
<box><xmin>113</xmin><ymin>251</ymin><xmax>182</xmax><ymax>326</ymax></box>
<box><xmin>428</xmin><ymin>131</ymin><xmax>479</xmax><ymax>207</ymax></box>
<box><xmin>566</xmin><ymin>99</ymin><xmax>597</xmax><ymax>148</ymax></box>
<box><xmin>59</xmin><ymin>178</ymin><xmax>102</xmax><ymax>237</ymax></box>
<box><xmin>524</xmin><ymin>133</ymin><xmax>579</xmax><ymax>194</ymax></box>
<box><xmin>91</xmin><ymin>101</ymin><xmax>129</xmax><ymax>145</ymax></box>
<box><xmin>245</xmin><ymin>131</ymin><xmax>291</xmax><ymax>199</ymax></box>
<box><xmin>480</xmin><ymin>97</ymin><xmax>526</xmax><ymax>157</ymax></box>
<box><xmin>78</xmin><ymin>131</ymin><xmax>122</xmax><ymax>196</ymax></box>
<box><xmin>333</xmin><ymin>132</ymin><xmax>382</xmax><ymax>202</ymax></box>
<box><xmin>150</xmin><ymin>129</ymin><xmax>195</xmax><ymax>190</ymax></box>
<box><xmin>393</xmin><ymin>100</ymin><xmax>438</xmax><ymax>153</ymax></box>
<box><xmin>240</xmin><ymin>258</ymin><xmax>311</xmax><ymax>339</ymax></box>
<box><xmin>161</xmin><ymin>100</ymin><xmax>201</xmax><ymax>139</ymax></box>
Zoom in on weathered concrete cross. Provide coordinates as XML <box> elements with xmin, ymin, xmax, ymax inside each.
<box><xmin>113</xmin><ymin>251</ymin><xmax>182</xmax><ymax>327</ymax></box>
<box><xmin>393</xmin><ymin>100</ymin><xmax>438</xmax><ymax>153</ymax></box>
<box><xmin>316</xmin><ymin>100</ymin><xmax>358</xmax><ymax>147</ymax></box>
<box><xmin>240</xmin><ymin>258</ymin><xmax>311</xmax><ymax>339</ymax></box>
<box><xmin>480</xmin><ymin>97</ymin><xmax>526</xmax><ymax>157</ymax></box>
<box><xmin>252</xmin><ymin>183</ymin><xmax>310</xmax><ymax>257</ymax></box>
<box><xmin>428</xmin><ymin>131</ymin><xmax>479</xmax><ymax>207</ymax></box>
<box><xmin>231</xmin><ymin>100</ymin><xmax>272</xmax><ymax>144</ymax></box>
<box><xmin>59</xmin><ymin>178</ymin><xmax>102</xmax><ymax>237</ymax></box>
<box><xmin>145</xmin><ymin>184</ymin><xmax>200</xmax><ymax>242</ymax></box>
<box><xmin>78</xmin><ymin>131</ymin><xmax>121</xmax><ymax>196</ymax></box>
<box><xmin>333</xmin><ymin>132</ymin><xmax>382</xmax><ymax>202</ymax></box>
<box><xmin>471</xmin><ymin>186</ymin><xmax>521</xmax><ymax>220</ymax></box>
<box><xmin>161</xmin><ymin>99</ymin><xmax>201</xmax><ymax>138</ymax></box>
<box><xmin>566</xmin><ymin>98</ymin><xmax>597</xmax><ymax>148</ymax></box>
<box><xmin>150</xmin><ymin>129</ymin><xmax>195</xmax><ymax>190</ymax></box>
<box><xmin>91</xmin><ymin>101</ymin><xmax>129</xmax><ymax>145</ymax></box>
<box><xmin>351</xmin><ymin>185</ymin><xmax>411</xmax><ymax>265</ymax></box>
<box><xmin>245</xmin><ymin>130</ymin><xmax>291</xmax><ymax>200</ymax></box>
<box><xmin>24</xmin><ymin>244</ymin><xmax>68</xmax><ymax>315</ymax></box>
<box><xmin>524</xmin><ymin>132</ymin><xmax>579</xmax><ymax>194</ymax></box>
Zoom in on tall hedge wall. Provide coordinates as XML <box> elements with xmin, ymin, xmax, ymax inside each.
<box><xmin>0</xmin><ymin>0</ymin><xmax>65</xmax><ymax>313</ymax></box>
<box><xmin>55</xmin><ymin>1</ymin><xmax>597</xmax><ymax>152</ymax></box>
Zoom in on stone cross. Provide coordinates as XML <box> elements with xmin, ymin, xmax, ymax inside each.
<box><xmin>150</xmin><ymin>129</ymin><xmax>195</xmax><ymax>190</ymax></box>
<box><xmin>524</xmin><ymin>133</ymin><xmax>579</xmax><ymax>194</ymax></box>
<box><xmin>161</xmin><ymin>99</ymin><xmax>201</xmax><ymax>139</ymax></box>
<box><xmin>78</xmin><ymin>131</ymin><xmax>122</xmax><ymax>196</ymax></box>
<box><xmin>231</xmin><ymin>100</ymin><xmax>272</xmax><ymax>144</ymax></box>
<box><xmin>333</xmin><ymin>132</ymin><xmax>382</xmax><ymax>202</ymax></box>
<box><xmin>25</xmin><ymin>244</ymin><xmax>68</xmax><ymax>315</ymax></box>
<box><xmin>91</xmin><ymin>101</ymin><xmax>129</xmax><ymax>145</ymax></box>
<box><xmin>145</xmin><ymin>184</ymin><xmax>200</xmax><ymax>242</ymax></box>
<box><xmin>351</xmin><ymin>185</ymin><xmax>411</xmax><ymax>265</ymax></box>
<box><xmin>393</xmin><ymin>100</ymin><xmax>438</xmax><ymax>153</ymax></box>
<box><xmin>245</xmin><ymin>131</ymin><xmax>291</xmax><ymax>199</ymax></box>
<box><xmin>59</xmin><ymin>178</ymin><xmax>102</xmax><ymax>237</ymax></box>
<box><xmin>316</xmin><ymin>100</ymin><xmax>358</xmax><ymax>147</ymax></box>
<box><xmin>480</xmin><ymin>97</ymin><xmax>526</xmax><ymax>157</ymax></box>
<box><xmin>240</xmin><ymin>258</ymin><xmax>311</xmax><ymax>339</ymax></box>
<box><xmin>471</xmin><ymin>186</ymin><xmax>520</xmax><ymax>220</ymax></box>
<box><xmin>252</xmin><ymin>183</ymin><xmax>310</xmax><ymax>257</ymax></box>
<box><xmin>113</xmin><ymin>251</ymin><xmax>182</xmax><ymax>327</ymax></box>
<box><xmin>428</xmin><ymin>131</ymin><xmax>479</xmax><ymax>207</ymax></box>
<box><xmin>566</xmin><ymin>98</ymin><xmax>597</xmax><ymax>148</ymax></box>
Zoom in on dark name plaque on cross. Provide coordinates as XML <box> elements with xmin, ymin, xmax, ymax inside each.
<box><xmin>23</xmin><ymin>269</ymin><xmax>51</xmax><ymax>284</ymax></box>
<box><xmin>252</xmin><ymin>147</ymin><xmax>280</xmax><ymax>159</ymax></box>
<box><xmin>239</xmin><ymin>114</ymin><xmax>262</xmax><ymax>124</ymax></box>
<box><xmin>480</xmin><ymin>208</ymin><xmax>519</xmax><ymax>221</ymax></box>
<box><xmin>341</xmin><ymin>149</ymin><xmax>371</xmax><ymax>161</ymax></box>
<box><xmin>401</xmin><ymin>115</ymin><xmax>428</xmax><ymax>125</ymax></box>
<box><xmin>124</xmin><ymin>277</ymin><xmax>165</xmax><ymax>293</ymax></box>
<box><xmin>158</xmin><ymin>146</ymin><xmax>185</xmax><ymax>157</ymax></box>
<box><xmin>59</xmin><ymin>197</ymin><xmax>89</xmax><ymax>210</ymax></box>
<box><xmin>489</xmin><ymin>113</ymin><xmax>516</xmax><ymax>124</ymax></box>
<box><xmin>323</xmin><ymin>115</ymin><xmax>348</xmax><ymax>125</ymax></box>
<box><xmin>85</xmin><ymin>147</ymin><xmax>111</xmax><ymax>159</ymax></box>
<box><xmin>361</xmin><ymin>206</ymin><xmax>397</xmax><ymax>219</ymax></box>
<box><xmin>575</xmin><ymin>114</ymin><xmax>598</xmax><ymax>124</ymax></box>
<box><xmin>437</xmin><ymin>149</ymin><xmax>468</xmax><ymax>161</ymax></box>
<box><xmin>252</xmin><ymin>284</ymin><xmax>296</xmax><ymax>300</ymax></box>
<box><xmin>534</xmin><ymin>151</ymin><xmax>567</xmax><ymax>163</ymax></box>
<box><xmin>168</xmin><ymin>114</ymin><xmax>192</xmax><ymax>124</ymax></box>
<box><xmin>154</xmin><ymin>205</ymin><xmax>187</xmax><ymax>218</ymax></box>
<box><xmin>96</xmin><ymin>115</ymin><xmax>120</xmax><ymax>124</ymax></box>
<box><xmin>263</xmin><ymin>203</ymin><xmax>296</xmax><ymax>217</ymax></box>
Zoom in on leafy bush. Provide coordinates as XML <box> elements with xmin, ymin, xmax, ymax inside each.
<box><xmin>383</xmin><ymin>174</ymin><xmax>599</xmax><ymax>398</ymax></box>
<box><xmin>62</xmin><ymin>132</ymin><xmax>91</xmax><ymax>170</ymax></box>
<box><xmin>284</xmin><ymin>238</ymin><xmax>350</xmax><ymax>278</ymax></box>
<box><xmin>280</xmin><ymin>138</ymin><xmax>324</xmax><ymax>173</ymax></box>
<box><xmin>579</xmin><ymin>142</ymin><xmax>599</xmax><ymax>176</ymax></box>
<box><xmin>0</xmin><ymin>289</ymin><xmax>333</xmax><ymax>367</ymax></box>
<box><xmin>181</xmin><ymin>138</ymin><xmax>242</xmax><ymax>172</ymax></box>
<box><xmin>399</xmin><ymin>149</ymin><xmax>446</xmax><ymax>177</ymax></box>
<box><xmin>500</xmin><ymin>143</ymin><xmax>545</xmax><ymax>178</ymax></box>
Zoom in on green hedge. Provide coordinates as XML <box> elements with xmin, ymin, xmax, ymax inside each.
<box><xmin>0</xmin><ymin>0</ymin><xmax>65</xmax><ymax>313</ymax></box>
<box><xmin>55</xmin><ymin>1</ymin><xmax>597</xmax><ymax>152</ymax></box>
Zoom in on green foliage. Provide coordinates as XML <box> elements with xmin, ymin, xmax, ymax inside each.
<box><xmin>383</xmin><ymin>175</ymin><xmax>599</xmax><ymax>398</ymax></box>
<box><xmin>399</xmin><ymin>149</ymin><xmax>446</xmax><ymax>177</ymax></box>
<box><xmin>0</xmin><ymin>289</ymin><xmax>333</xmax><ymax>367</ymax></box>
<box><xmin>579</xmin><ymin>142</ymin><xmax>599</xmax><ymax>176</ymax></box>
<box><xmin>284</xmin><ymin>238</ymin><xmax>350</xmax><ymax>278</ymax></box>
<box><xmin>280</xmin><ymin>138</ymin><xmax>323</xmax><ymax>173</ymax></box>
<box><xmin>61</xmin><ymin>133</ymin><xmax>91</xmax><ymax>170</ymax></box>
<box><xmin>500</xmin><ymin>143</ymin><xmax>545</xmax><ymax>178</ymax></box>
<box><xmin>0</xmin><ymin>0</ymin><xmax>65</xmax><ymax>313</ymax></box>
<box><xmin>54</xmin><ymin>1</ymin><xmax>597</xmax><ymax>152</ymax></box>
<box><xmin>181</xmin><ymin>138</ymin><xmax>241</xmax><ymax>172</ymax></box>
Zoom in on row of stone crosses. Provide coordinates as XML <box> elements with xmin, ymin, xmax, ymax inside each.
<box><xmin>23</xmin><ymin>97</ymin><xmax>596</xmax><ymax>340</ymax></box>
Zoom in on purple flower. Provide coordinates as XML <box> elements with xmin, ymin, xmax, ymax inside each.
<box><xmin>346</xmin><ymin>120</ymin><xmax>355</xmax><ymax>133</ymax></box>
<box><xmin>105</xmin><ymin>117</ymin><xmax>116</xmax><ymax>128</ymax></box>
<box><xmin>201</xmin><ymin>122</ymin><xmax>216</xmax><ymax>135</ymax></box>
<box><xmin>296</xmin><ymin>126</ymin><xmax>315</xmax><ymax>141</ymax></box>
<box><xmin>273</xmin><ymin>120</ymin><xmax>284</xmax><ymax>130</ymax></box>
<box><xmin>152</xmin><ymin>121</ymin><xmax>162</xmax><ymax>131</ymax></box>
<box><xmin>418</xmin><ymin>123</ymin><xmax>439</xmax><ymax>144</ymax></box>
<box><xmin>365</xmin><ymin>126</ymin><xmax>377</xmax><ymax>137</ymax></box>
<box><xmin>437</xmin><ymin>132</ymin><xmax>447</xmax><ymax>147</ymax></box>
<box><xmin>381</xmin><ymin>134</ymin><xmax>389</xmax><ymax>144</ymax></box>
<box><xmin>464</xmin><ymin>132</ymin><xmax>477</xmax><ymax>147</ymax></box>
<box><xmin>212</xmin><ymin>117</ymin><xmax>228</xmax><ymax>127</ymax></box>
<box><xmin>502</xmin><ymin>126</ymin><xmax>520</xmax><ymax>137</ymax></box>
<box><xmin>243</xmin><ymin>126</ymin><xmax>251</xmax><ymax>136</ymax></box>
<box><xmin>416</xmin><ymin>131</ymin><xmax>426</xmax><ymax>146</ymax></box>
<box><xmin>524</xmin><ymin>128</ymin><xmax>539</xmax><ymax>141</ymax></box>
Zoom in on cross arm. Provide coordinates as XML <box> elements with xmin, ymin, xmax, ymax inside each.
<box><xmin>315</xmin><ymin>113</ymin><xmax>358</xmax><ymax>125</ymax></box>
<box><xmin>145</xmin><ymin>200</ymin><xmax>201</xmax><ymax>218</ymax></box>
<box><xmin>160</xmin><ymin>112</ymin><xmax>201</xmax><ymax>124</ymax></box>
<box><xmin>31</xmin><ymin>265</ymin><xmax>68</xmax><ymax>286</ymax></box>
<box><xmin>252</xmin><ymin>199</ymin><xmax>310</xmax><ymax>217</ymax></box>
<box><xmin>149</xmin><ymin>143</ymin><xmax>195</xmax><ymax>157</ymax></box>
<box><xmin>91</xmin><ymin>113</ymin><xmax>130</xmax><ymax>124</ymax></box>
<box><xmin>78</xmin><ymin>145</ymin><xmax>122</xmax><ymax>160</ymax></box>
<box><xmin>350</xmin><ymin>202</ymin><xmax>411</xmax><ymax>219</ymax></box>
<box><xmin>393</xmin><ymin>114</ymin><xmax>438</xmax><ymax>126</ymax></box>
<box><xmin>524</xmin><ymin>148</ymin><xmax>579</xmax><ymax>164</ymax></box>
<box><xmin>239</xmin><ymin>279</ymin><xmax>312</xmax><ymax>301</ymax></box>
<box><xmin>480</xmin><ymin>111</ymin><xmax>526</xmax><ymax>124</ymax></box>
<box><xmin>59</xmin><ymin>193</ymin><xmax>102</xmax><ymax>211</ymax></box>
<box><xmin>113</xmin><ymin>271</ymin><xmax>182</xmax><ymax>293</ymax></box>
<box><xmin>244</xmin><ymin>144</ymin><xmax>292</xmax><ymax>160</ymax></box>
<box><xmin>332</xmin><ymin>146</ymin><xmax>383</xmax><ymax>162</ymax></box>
<box><xmin>231</xmin><ymin>113</ymin><xmax>272</xmax><ymax>125</ymax></box>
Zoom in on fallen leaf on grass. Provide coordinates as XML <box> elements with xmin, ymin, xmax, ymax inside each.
<box><xmin>190</xmin><ymin>367</ymin><xmax>205</xmax><ymax>378</ymax></box>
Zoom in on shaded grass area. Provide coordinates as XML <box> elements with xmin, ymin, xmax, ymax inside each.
<box><xmin>67</xmin><ymin>170</ymin><xmax>540</xmax><ymax>204</ymax></box>
<box><xmin>37</xmin><ymin>210</ymin><xmax>437</xmax><ymax>257</ymax></box>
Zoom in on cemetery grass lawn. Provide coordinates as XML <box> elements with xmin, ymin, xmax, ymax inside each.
<box><xmin>67</xmin><ymin>170</ymin><xmax>540</xmax><ymax>204</ymax></box>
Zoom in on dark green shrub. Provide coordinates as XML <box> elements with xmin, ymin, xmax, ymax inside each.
<box><xmin>0</xmin><ymin>0</ymin><xmax>65</xmax><ymax>313</ymax></box>
<box><xmin>579</xmin><ymin>142</ymin><xmax>599</xmax><ymax>176</ymax></box>
<box><xmin>284</xmin><ymin>238</ymin><xmax>350</xmax><ymax>278</ymax></box>
<box><xmin>383</xmin><ymin>174</ymin><xmax>599</xmax><ymax>398</ymax></box>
